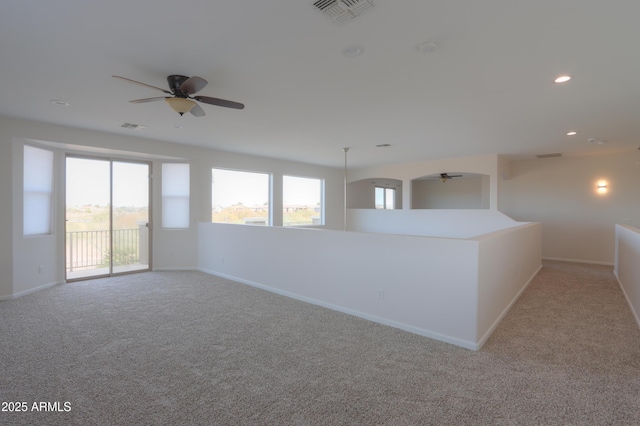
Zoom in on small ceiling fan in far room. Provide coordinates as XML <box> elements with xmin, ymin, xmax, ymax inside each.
<box><xmin>427</xmin><ymin>173</ymin><xmax>463</xmax><ymax>183</ymax></box>
<box><xmin>112</xmin><ymin>74</ymin><xmax>245</xmax><ymax>117</ymax></box>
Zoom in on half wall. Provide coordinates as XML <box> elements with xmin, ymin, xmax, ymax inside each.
<box><xmin>198</xmin><ymin>222</ymin><xmax>541</xmax><ymax>350</ymax></box>
<box><xmin>615</xmin><ymin>224</ymin><xmax>640</xmax><ymax>328</ymax></box>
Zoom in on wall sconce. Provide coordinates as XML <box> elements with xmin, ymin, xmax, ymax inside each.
<box><xmin>597</xmin><ymin>181</ymin><xmax>608</xmax><ymax>194</ymax></box>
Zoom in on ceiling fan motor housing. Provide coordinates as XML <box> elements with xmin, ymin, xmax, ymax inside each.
<box><xmin>167</xmin><ymin>75</ymin><xmax>190</xmax><ymax>97</ymax></box>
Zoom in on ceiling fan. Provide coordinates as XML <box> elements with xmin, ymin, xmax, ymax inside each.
<box><xmin>428</xmin><ymin>173</ymin><xmax>463</xmax><ymax>183</ymax></box>
<box><xmin>112</xmin><ymin>75</ymin><xmax>244</xmax><ymax>117</ymax></box>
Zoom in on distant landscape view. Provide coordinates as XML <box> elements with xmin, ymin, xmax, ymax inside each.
<box><xmin>211</xmin><ymin>168</ymin><xmax>322</xmax><ymax>226</ymax></box>
<box><xmin>211</xmin><ymin>202</ymin><xmax>320</xmax><ymax>226</ymax></box>
<box><xmin>66</xmin><ymin>204</ymin><xmax>148</xmax><ymax>274</ymax></box>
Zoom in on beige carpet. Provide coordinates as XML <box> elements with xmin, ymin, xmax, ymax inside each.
<box><xmin>1</xmin><ymin>261</ymin><xmax>639</xmax><ymax>425</ymax></box>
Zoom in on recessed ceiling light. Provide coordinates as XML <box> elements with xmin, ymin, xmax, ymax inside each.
<box><xmin>554</xmin><ymin>75</ymin><xmax>571</xmax><ymax>83</ymax></box>
<box><xmin>566</xmin><ymin>131</ymin><xmax>577</xmax><ymax>136</ymax></box>
<box><xmin>342</xmin><ymin>45</ymin><xmax>364</xmax><ymax>58</ymax></box>
<box><xmin>171</xmin><ymin>124</ymin><xmax>183</xmax><ymax>129</ymax></box>
<box><xmin>50</xmin><ymin>99</ymin><xmax>69</xmax><ymax>106</ymax></box>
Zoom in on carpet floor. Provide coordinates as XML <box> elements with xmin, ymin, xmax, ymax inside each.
<box><xmin>1</xmin><ymin>261</ymin><xmax>639</xmax><ymax>425</ymax></box>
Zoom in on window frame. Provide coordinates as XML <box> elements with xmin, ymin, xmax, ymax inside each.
<box><xmin>375</xmin><ymin>186</ymin><xmax>396</xmax><ymax>210</ymax></box>
<box><xmin>282</xmin><ymin>174</ymin><xmax>325</xmax><ymax>227</ymax></box>
<box><xmin>211</xmin><ymin>167</ymin><xmax>272</xmax><ymax>226</ymax></box>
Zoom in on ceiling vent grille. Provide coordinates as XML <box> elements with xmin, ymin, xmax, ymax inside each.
<box><xmin>313</xmin><ymin>0</ymin><xmax>375</xmax><ymax>24</ymax></box>
<box><xmin>536</xmin><ymin>153</ymin><xmax>562</xmax><ymax>159</ymax></box>
<box><xmin>121</xmin><ymin>122</ymin><xmax>145</xmax><ymax>130</ymax></box>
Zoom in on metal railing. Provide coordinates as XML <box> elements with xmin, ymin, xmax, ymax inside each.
<box><xmin>66</xmin><ymin>229</ymin><xmax>140</xmax><ymax>273</ymax></box>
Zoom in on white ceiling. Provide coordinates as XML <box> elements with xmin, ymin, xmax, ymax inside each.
<box><xmin>1</xmin><ymin>0</ymin><xmax>639</xmax><ymax>168</ymax></box>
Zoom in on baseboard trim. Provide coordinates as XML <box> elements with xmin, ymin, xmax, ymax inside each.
<box><xmin>153</xmin><ymin>267</ymin><xmax>197</xmax><ymax>272</ymax></box>
<box><xmin>198</xmin><ymin>267</ymin><xmax>478</xmax><ymax>351</ymax></box>
<box><xmin>615</xmin><ymin>271</ymin><xmax>640</xmax><ymax>330</ymax></box>
<box><xmin>542</xmin><ymin>257</ymin><xmax>614</xmax><ymax>266</ymax></box>
<box><xmin>1</xmin><ymin>281</ymin><xmax>63</xmax><ymax>300</ymax></box>
<box><xmin>475</xmin><ymin>264</ymin><xmax>543</xmax><ymax>350</ymax></box>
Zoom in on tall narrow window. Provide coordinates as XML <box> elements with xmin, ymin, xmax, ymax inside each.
<box><xmin>162</xmin><ymin>163</ymin><xmax>190</xmax><ymax>229</ymax></box>
<box><xmin>375</xmin><ymin>186</ymin><xmax>395</xmax><ymax>210</ymax></box>
<box><xmin>283</xmin><ymin>175</ymin><xmax>323</xmax><ymax>226</ymax></box>
<box><xmin>24</xmin><ymin>145</ymin><xmax>54</xmax><ymax>236</ymax></box>
<box><xmin>212</xmin><ymin>168</ymin><xmax>270</xmax><ymax>225</ymax></box>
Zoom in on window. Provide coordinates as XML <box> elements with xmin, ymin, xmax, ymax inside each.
<box><xmin>162</xmin><ymin>163</ymin><xmax>190</xmax><ymax>229</ymax></box>
<box><xmin>212</xmin><ymin>168</ymin><xmax>270</xmax><ymax>225</ymax></box>
<box><xmin>283</xmin><ymin>176</ymin><xmax>323</xmax><ymax>226</ymax></box>
<box><xmin>24</xmin><ymin>145</ymin><xmax>54</xmax><ymax>236</ymax></box>
<box><xmin>375</xmin><ymin>187</ymin><xmax>395</xmax><ymax>210</ymax></box>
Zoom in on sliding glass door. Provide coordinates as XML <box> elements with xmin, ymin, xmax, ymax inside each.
<box><xmin>65</xmin><ymin>156</ymin><xmax>150</xmax><ymax>280</ymax></box>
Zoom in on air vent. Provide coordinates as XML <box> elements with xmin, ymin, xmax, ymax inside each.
<box><xmin>536</xmin><ymin>153</ymin><xmax>562</xmax><ymax>159</ymax></box>
<box><xmin>313</xmin><ymin>0</ymin><xmax>375</xmax><ymax>24</ymax></box>
<box><xmin>121</xmin><ymin>122</ymin><xmax>146</xmax><ymax>130</ymax></box>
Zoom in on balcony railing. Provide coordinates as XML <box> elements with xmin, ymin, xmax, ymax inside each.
<box><xmin>66</xmin><ymin>228</ymin><xmax>140</xmax><ymax>273</ymax></box>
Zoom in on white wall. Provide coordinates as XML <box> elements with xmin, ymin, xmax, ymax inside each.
<box><xmin>198</xmin><ymin>221</ymin><xmax>541</xmax><ymax>349</ymax></box>
<box><xmin>499</xmin><ymin>152</ymin><xmax>640</xmax><ymax>264</ymax></box>
<box><xmin>615</xmin><ymin>225</ymin><xmax>640</xmax><ymax>328</ymax></box>
<box><xmin>349</xmin><ymin>154</ymin><xmax>501</xmax><ymax>210</ymax></box>
<box><xmin>0</xmin><ymin>139</ymin><xmax>14</xmax><ymax>298</ymax></box>
<box><xmin>0</xmin><ymin>115</ymin><xmax>343</xmax><ymax>298</ymax></box>
<box><xmin>347</xmin><ymin>209</ymin><xmax>520</xmax><ymax>238</ymax></box>
<box><xmin>347</xmin><ymin>178</ymin><xmax>403</xmax><ymax>209</ymax></box>
<box><xmin>476</xmin><ymin>223</ymin><xmax>542</xmax><ymax>345</ymax></box>
<box><xmin>412</xmin><ymin>175</ymin><xmax>486</xmax><ymax>209</ymax></box>
<box><xmin>199</xmin><ymin>223</ymin><xmax>480</xmax><ymax>347</ymax></box>
<box><xmin>10</xmin><ymin>140</ymin><xmax>64</xmax><ymax>297</ymax></box>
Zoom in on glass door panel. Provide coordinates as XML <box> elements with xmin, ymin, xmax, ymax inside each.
<box><xmin>65</xmin><ymin>157</ymin><xmax>111</xmax><ymax>280</ymax></box>
<box><xmin>112</xmin><ymin>161</ymin><xmax>150</xmax><ymax>274</ymax></box>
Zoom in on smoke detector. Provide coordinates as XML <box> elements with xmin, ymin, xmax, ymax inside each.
<box><xmin>417</xmin><ymin>41</ymin><xmax>438</xmax><ymax>53</ymax></box>
<box><xmin>313</xmin><ymin>0</ymin><xmax>375</xmax><ymax>24</ymax></box>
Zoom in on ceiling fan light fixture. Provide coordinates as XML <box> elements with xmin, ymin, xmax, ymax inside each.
<box><xmin>165</xmin><ymin>98</ymin><xmax>196</xmax><ymax>115</ymax></box>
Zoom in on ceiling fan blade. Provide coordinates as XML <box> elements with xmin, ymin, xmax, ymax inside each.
<box><xmin>129</xmin><ymin>97</ymin><xmax>167</xmax><ymax>103</ymax></box>
<box><xmin>194</xmin><ymin>96</ymin><xmax>245</xmax><ymax>110</ymax></box>
<box><xmin>190</xmin><ymin>103</ymin><xmax>206</xmax><ymax>117</ymax></box>
<box><xmin>112</xmin><ymin>75</ymin><xmax>172</xmax><ymax>94</ymax></box>
<box><xmin>180</xmin><ymin>76</ymin><xmax>208</xmax><ymax>95</ymax></box>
